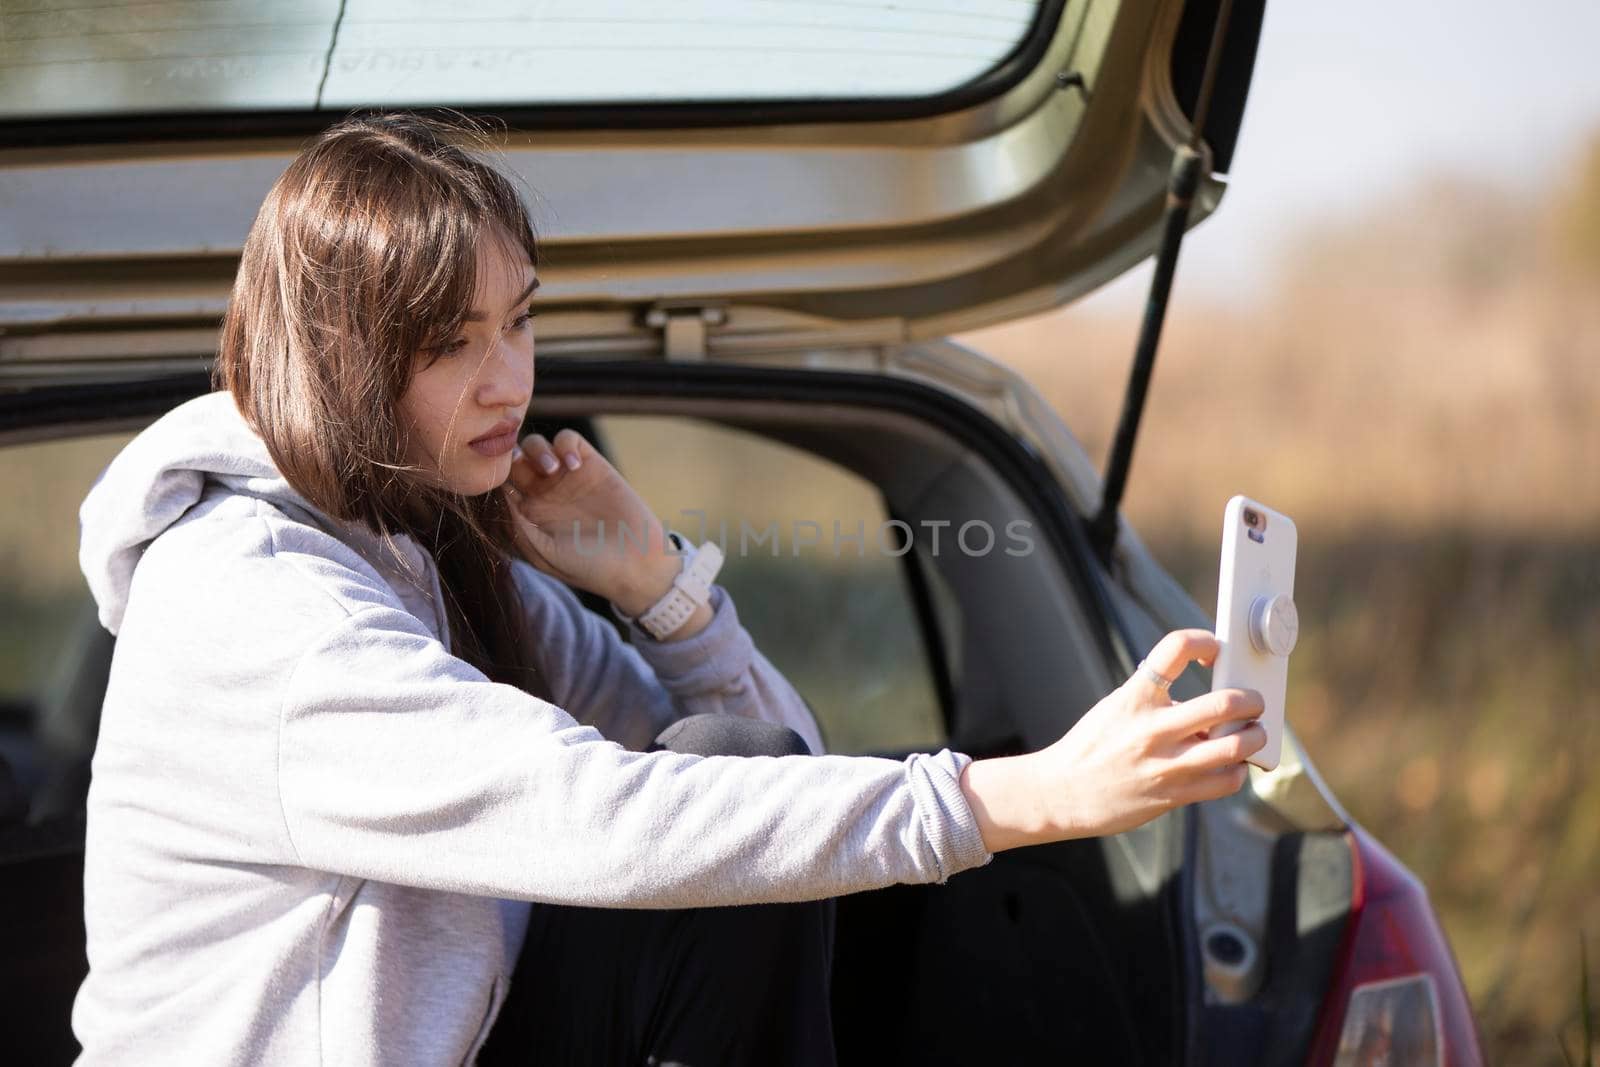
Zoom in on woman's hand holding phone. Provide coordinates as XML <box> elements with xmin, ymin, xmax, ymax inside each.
<box><xmin>959</xmin><ymin>629</ymin><xmax>1266</xmax><ymax>853</ymax></box>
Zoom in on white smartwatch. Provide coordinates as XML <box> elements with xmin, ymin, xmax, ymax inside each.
<box><xmin>611</xmin><ymin>530</ymin><xmax>724</xmax><ymax>640</ymax></box>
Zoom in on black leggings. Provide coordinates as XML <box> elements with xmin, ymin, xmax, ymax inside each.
<box><xmin>476</xmin><ymin>715</ymin><xmax>839</xmax><ymax>1067</ymax></box>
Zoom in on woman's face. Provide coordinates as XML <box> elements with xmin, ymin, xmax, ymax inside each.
<box><xmin>398</xmin><ymin>233</ymin><xmax>539</xmax><ymax>497</ymax></box>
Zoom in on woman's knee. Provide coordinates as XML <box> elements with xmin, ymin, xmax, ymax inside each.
<box><xmin>650</xmin><ymin>714</ymin><xmax>813</xmax><ymax>757</ymax></box>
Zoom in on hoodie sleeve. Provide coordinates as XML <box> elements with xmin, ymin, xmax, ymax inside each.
<box><xmin>275</xmin><ymin>602</ymin><xmax>992</xmax><ymax>907</ymax></box>
<box><xmin>515</xmin><ymin>562</ymin><xmax>827</xmax><ymax>755</ymax></box>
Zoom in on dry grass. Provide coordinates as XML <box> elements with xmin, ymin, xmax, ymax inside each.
<box><xmin>961</xmin><ymin>216</ymin><xmax>1600</xmax><ymax>538</ymax></box>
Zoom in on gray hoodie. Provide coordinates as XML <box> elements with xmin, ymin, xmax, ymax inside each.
<box><xmin>71</xmin><ymin>389</ymin><xmax>993</xmax><ymax>1065</ymax></box>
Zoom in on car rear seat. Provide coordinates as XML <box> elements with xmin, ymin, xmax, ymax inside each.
<box><xmin>0</xmin><ymin>765</ymin><xmax>88</xmax><ymax>1064</ymax></box>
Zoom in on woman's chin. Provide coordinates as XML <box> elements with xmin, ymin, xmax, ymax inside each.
<box><xmin>453</xmin><ymin>452</ymin><xmax>514</xmax><ymax>497</ymax></box>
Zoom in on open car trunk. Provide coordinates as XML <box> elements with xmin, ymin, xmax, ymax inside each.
<box><xmin>1</xmin><ymin>0</ymin><xmax>1266</xmax><ymax>380</ymax></box>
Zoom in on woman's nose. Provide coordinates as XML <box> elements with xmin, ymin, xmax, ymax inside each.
<box><xmin>477</xmin><ymin>334</ymin><xmax>534</xmax><ymax>406</ymax></box>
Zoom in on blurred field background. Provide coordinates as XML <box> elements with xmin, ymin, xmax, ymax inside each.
<box><xmin>960</xmin><ymin>131</ymin><xmax>1600</xmax><ymax>1062</ymax></box>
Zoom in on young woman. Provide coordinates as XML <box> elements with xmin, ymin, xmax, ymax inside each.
<box><xmin>71</xmin><ymin>111</ymin><xmax>1266</xmax><ymax>1065</ymax></box>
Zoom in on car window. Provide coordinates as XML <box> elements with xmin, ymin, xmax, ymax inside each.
<box><xmin>0</xmin><ymin>432</ymin><xmax>133</xmax><ymax>806</ymax></box>
<box><xmin>1</xmin><ymin>0</ymin><xmax>1044</xmax><ymax>120</ymax></box>
<box><xmin>595</xmin><ymin>414</ymin><xmax>948</xmax><ymax>756</ymax></box>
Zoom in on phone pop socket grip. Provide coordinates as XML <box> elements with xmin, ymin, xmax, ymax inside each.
<box><xmin>1247</xmin><ymin>594</ymin><xmax>1298</xmax><ymax>657</ymax></box>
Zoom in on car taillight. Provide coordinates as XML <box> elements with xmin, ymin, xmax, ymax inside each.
<box><xmin>1305</xmin><ymin>825</ymin><xmax>1485</xmax><ymax>1067</ymax></box>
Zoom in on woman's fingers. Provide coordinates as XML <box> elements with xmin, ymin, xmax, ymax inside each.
<box><xmin>514</xmin><ymin>429</ymin><xmax>591</xmax><ymax>478</ymax></box>
<box><xmin>513</xmin><ymin>433</ymin><xmax>558</xmax><ymax>475</ymax></box>
<box><xmin>1144</xmin><ymin>629</ymin><xmax>1221</xmax><ymax>677</ymax></box>
<box><xmin>1128</xmin><ymin>629</ymin><xmax>1220</xmax><ymax>700</ymax></box>
<box><xmin>551</xmin><ymin>427</ymin><xmax>587</xmax><ymax>471</ymax></box>
<box><xmin>1177</xmin><ymin>761</ymin><xmax>1253</xmax><ymax>806</ymax></box>
<box><xmin>1176</xmin><ymin>719</ymin><xmax>1267</xmax><ymax>771</ymax></box>
<box><xmin>1159</xmin><ymin>687</ymin><xmax>1265</xmax><ymax>742</ymax></box>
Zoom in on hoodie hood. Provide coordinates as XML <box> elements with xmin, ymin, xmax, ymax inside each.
<box><xmin>79</xmin><ymin>389</ymin><xmax>434</xmax><ymax>635</ymax></box>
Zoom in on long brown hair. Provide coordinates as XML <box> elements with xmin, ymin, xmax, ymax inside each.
<box><xmin>214</xmin><ymin>109</ymin><xmax>549</xmax><ymax>700</ymax></box>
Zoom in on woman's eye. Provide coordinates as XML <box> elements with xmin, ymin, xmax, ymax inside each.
<box><xmin>429</xmin><ymin>307</ymin><xmax>536</xmax><ymax>357</ymax></box>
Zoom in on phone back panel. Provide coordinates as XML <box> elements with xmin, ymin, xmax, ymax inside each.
<box><xmin>1211</xmin><ymin>495</ymin><xmax>1297</xmax><ymax>771</ymax></box>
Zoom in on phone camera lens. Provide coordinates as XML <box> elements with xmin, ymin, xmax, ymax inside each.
<box><xmin>1244</xmin><ymin>509</ymin><xmax>1260</xmax><ymax>527</ymax></box>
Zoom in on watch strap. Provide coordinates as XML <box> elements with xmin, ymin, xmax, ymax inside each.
<box><xmin>612</xmin><ymin>531</ymin><xmax>725</xmax><ymax>640</ymax></box>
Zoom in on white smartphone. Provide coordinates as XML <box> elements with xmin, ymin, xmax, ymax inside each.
<box><xmin>1209</xmin><ymin>495</ymin><xmax>1298</xmax><ymax>771</ymax></box>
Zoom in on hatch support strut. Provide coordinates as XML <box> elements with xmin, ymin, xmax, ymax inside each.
<box><xmin>1087</xmin><ymin>0</ymin><xmax>1236</xmax><ymax>569</ymax></box>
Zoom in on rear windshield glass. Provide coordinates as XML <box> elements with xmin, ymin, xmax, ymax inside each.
<box><xmin>1</xmin><ymin>0</ymin><xmax>1043</xmax><ymax>120</ymax></box>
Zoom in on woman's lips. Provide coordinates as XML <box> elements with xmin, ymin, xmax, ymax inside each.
<box><xmin>468</xmin><ymin>430</ymin><xmax>517</xmax><ymax>457</ymax></box>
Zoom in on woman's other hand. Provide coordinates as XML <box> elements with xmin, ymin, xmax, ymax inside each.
<box><xmin>501</xmin><ymin>429</ymin><xmax>684</xmax><ymax>618</ymax></box>
<box><xmin>959</xmin><ymin>629</ymin><xmax>1267</xmax><ymax>852</ymax></box>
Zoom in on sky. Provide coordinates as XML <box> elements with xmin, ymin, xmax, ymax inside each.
<box><xmin>1084</xmin><ymin>0</ymin><xmax>1600</xmax><ymax>310</ymax></box>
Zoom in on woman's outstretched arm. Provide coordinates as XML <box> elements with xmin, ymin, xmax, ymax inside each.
<box><xmin>276</xmin><ymin>599</ymin><xmax>985</xmax><ymax>906</ymax></box>
<box><xmin>277</xmin><ymin>607</ymin><xmax>1263</xmax><ymax>903</ymax></box>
